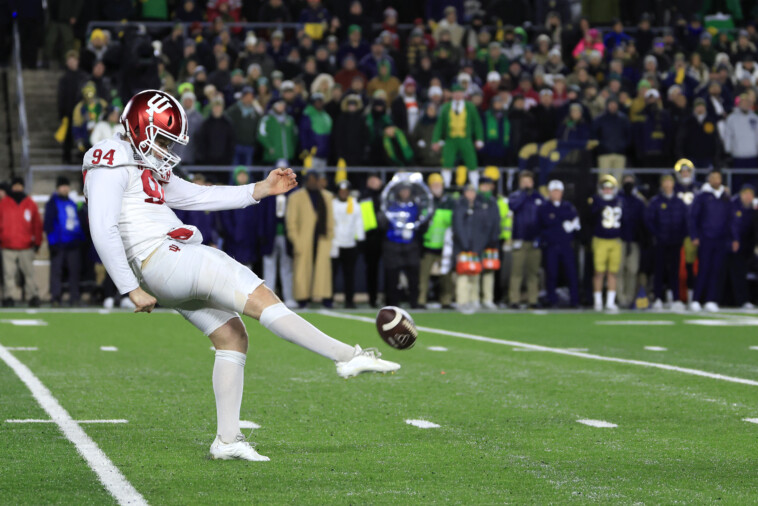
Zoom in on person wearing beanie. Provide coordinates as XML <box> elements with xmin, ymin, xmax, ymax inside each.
<box><xmin>44</xmin><ymin>176</ymin><xmax>86</xmax><ymax>306</ymax></box>
<box><xmin>0</xmin><ymin>178</ymin><xmax>42</xmax><ymax>307</ymax></box>
<box><xmin>258</xmin><ymin>98</ymin><xmax>298</xmax><ymax>165</ymax></box>
<box><xmin>675</xmin><ymin>97</ymin><xmax>723</xmax><ymax>169</ymax></box>
<box><xmin>432</xmin><ymin>83</ymin><xmax>484</xmax><ymax>187</ymax></box>
<box><xmin>391</xmin><ymin>76</ymin><xmax>421</xmax><ymax>134</ymax></box>
<box><xmin>226</xmin><ymin>86</ymin><xmax>261</xmax><ymax>167</ymax></box>
<box><xmin>299</xmin><ymin>92</ymin><xmax>333</xmax><ymax>170</ymax></box>
<box><xmin>419</xmin><ymin>173</ymin><xmax>455</xmax><ymax>309</ymax></box>
<box><xmin>196</xmin><ymin>96</ymin><xmax>236</xmax><ymax>165</ymax></box>
<box><xmin>366</xmin><ymin>59</ymin><xmax>401</xmax><ymax>103</ymax></box>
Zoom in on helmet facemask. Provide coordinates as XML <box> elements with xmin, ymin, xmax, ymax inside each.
<box><xmin>137</xmin><ymin>125</ymin><xmax>184</xmax><ymax>183</ymax></box>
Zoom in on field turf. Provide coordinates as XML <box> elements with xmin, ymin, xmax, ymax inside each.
<box><xmin>1</xmin><ymin>309</ymin><xmax>758</xmax><ymax>504</ymax></box>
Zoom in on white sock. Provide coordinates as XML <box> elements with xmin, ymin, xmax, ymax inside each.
<box><xmin>441</xmin><ymin>169</ymin><xmax>452</xmax><ymax>187</ymax></box>
<box><xmin>607</xmin><ymin>291</ymin><xmax>616</xmax><ymax>306</ymax></box>
<box><xmin>213</xmin><ymin>350</ymin><xmax>246</xmax><ymax>444</ymax></box>
<box><xmin>593</xmin><ymin>292</ymin><xmax>602</xmax><ymax>306</ymax></box>
<box><xmin>260</xmin><ymin>303</ymin><xmax>355</xmax><ymax>362</ymax></box>
<box><xmin>468</xmin><ymin>170</ymin><xmax>479</xmax><ymax>188</ymax></box>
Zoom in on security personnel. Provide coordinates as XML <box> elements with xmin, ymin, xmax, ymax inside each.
<box><xmin>674</xmin><ymin>158</ymin><xmax>701</xmax><ymax>302</ymax></box>
<box><xmin>689</xmin><ymin>170</ymin><xmax>732</xmax><ymax>311</ymax></box>
<box><xmin>419</xmin><ymin>173</ymin><xmax>454</xmax><ymax>309</ymax></box>
<box><xmin>727</xmin><ymin>185</ymin><xmax>756</xmax><ymax>308</ymax></box>
<box><xmin>646</xmin><ymin>174</ymin><xmax>688</xmax><ymax>309</ymax></box>
<box><xmin>538</xmin><ymin>180</ymin><xmax>580</xmax><ymax>307</ymax></box>
<box><xmin>591</xmin><ymin>175</ymin><xmax>623</xmax><ymax>311</ymax></box>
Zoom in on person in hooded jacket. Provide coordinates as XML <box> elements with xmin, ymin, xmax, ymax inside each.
<box><xmin>0</xmin><ymin>178</ymin><xmax>43</xmax><ymax>307</ymax></box>
<box><xmin>410</xmin><ymin>102</ymin><xmax>442</xmax><ymax>167</ymax></box>
<box><xmin>333</xmin><ymin>94</ymin><xmax>369</xmax><ymax>168</ymax></box>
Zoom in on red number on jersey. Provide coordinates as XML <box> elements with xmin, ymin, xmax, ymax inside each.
<box><xmin>141</xmin><ymin>170</ymin><xmax>165</xmax><ymax>205</ymax></box>
<box><xmin>91</xmin><ymin>148</ymin><xmax>115</xmax><ymax>166</ymax></box>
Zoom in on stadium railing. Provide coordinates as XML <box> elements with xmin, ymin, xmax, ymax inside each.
<box><xmin>12</xmin><ymin>18</ymin><xmax>30</xmax><ymax>184</ymax></box>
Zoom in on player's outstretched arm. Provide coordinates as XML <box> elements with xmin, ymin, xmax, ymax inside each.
<box><xmin>164</xmin><ymin>168</ymin><xmax>296</xmax><ymax>211</ymax></box>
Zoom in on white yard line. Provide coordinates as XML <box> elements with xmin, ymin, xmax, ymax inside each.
<box><xmin>5</xmin><ymin>347</ymin><xmax>38</xmax><ymax>351</ymax></box>
<box><xmin>743</xmin><ymin>418</ymin><xmax>758</xmax><ymax>424</ymax></box>
<box><xmin>427</xmin><ymin>346</ymin><xmax>448</xmax><ymax>352</ymax></box>
<box><xmin>100</xmin><ymin>346</ymin><xmax>118</xmax><ymax>352</ymax></box>
<box><xmin>577</xmin><ymin>419</ymin><xmax>617</xmax><ymax>428</ymax></box>
<box><xmin>0</xmin><ymin>343</ymin><xmax>147</xmax><ymax>505</ymax></box>
<box><xmin>644</xmin><ymin>346</ymin><xmax>668</xmax><ymax>351</ymax></box>
<box><xmin>6</xmin><ymin>419</ymin><xmax>128</xmax><ymax>424</ymax></box>
<box><xmin>405</xmin><ymin>419</ymin><xmax>440</xmax><ymax>429</ymax></box>
<box><xmin>0</xmin><ymin>319</ymin><xmax>47</xmax><ymax>326</ymax></box>
<box><xmin>596</xmin><ymin>320</ymin><xmax>675</xmax><ymax>325</ymax></box>
<box><xmin>319</xmin><ymin>310</ymin><xmax>758</xmax><ymax>388</ymax></box>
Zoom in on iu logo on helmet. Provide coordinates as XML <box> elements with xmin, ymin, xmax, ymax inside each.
<box><xmin>146</xmin><ymin>94</ymin><xmax>171</xmax><ymax>117</ymax></box>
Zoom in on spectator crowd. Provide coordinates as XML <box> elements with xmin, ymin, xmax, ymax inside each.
<box><xmin>2</xmin><ymin>1</ymin><xmax>758</xmax><ymax>310</ymax></box>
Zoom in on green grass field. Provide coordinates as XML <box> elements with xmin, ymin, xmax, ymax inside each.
<box><xmin>2</xmin><ymin>309</ymin><xmax>758</xmax><ymax>504</ymax></box>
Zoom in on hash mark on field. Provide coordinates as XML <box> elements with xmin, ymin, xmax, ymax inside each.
<box><xmin>577</xmin><ymin>419</ymin><xmax>617</xmax><ymax>428</ymax></box>
<box><xmin>0</xmin><ymin>319</ymin><xmax>47</xmax><ymax>326</ymax></box>
<box><xmin>319</xmin><ymin>311</ymin><xmax>758</xmax><ymax>387</ymax></box>
<box><xmin>239</xmin><ymin>420</ymin><xmax>261</xmax><ymax>429</ymax></box>
<box><xmin>100</xmin><ymin>346</ymin><xmax>118</xmax><ymax>352</ymax></box>
<box><xmin>427</xmin><ymin>346</ymin><xmax>448</xmax><ymax>352</ymax></box>
<box><xmin>512</xmin><ymin>347</ymin><xmax>589</xmax><ymax>352</ymax></box>
<box><xmin>6</xmin><ymin>419</ymin><xmax>128</xmax><ymax>424</ymax></box>
<box><xmin>405</xmin><ymin>419</ymin><xmax>440</xmax><ymax>429</ymax></box>
<box><xmin>0</xmin><ymin>343</ymin><xmax>146</xmax><ymax>505</ymax></box>
<box><xmin>743</xmin><ymin>418</ymin><xmax>758</xmax><ymax>424</ymax></box>
<box><xmin>685</xmin><ymin>318</ymin><xmax>758</xmax><ymax>326</ymax></box>
<box><xmin>749</xmin><ymin>346</ymin><xmax>758</xmax><ymax>351</ymax></box>
<box><xmin>595</xmin><ymin>320</ymin><xmax>675</xmax><ymax>326</ymax></box>
<box><xmin>5</xmin><ymin>347</ymin><xmax>37</xmax><ymax>351</ymax></box>
<box><xmin>644</xmin><ymin>346</ymin><xmax>668</xmax><ymax>351</ymax></box>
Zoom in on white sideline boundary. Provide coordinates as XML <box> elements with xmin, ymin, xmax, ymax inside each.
<box><xmin>0</xmin><ymin>343</ymin><xmax>147</xmax><ymax>505</ymax></box>
<box><xmin>318</xmin><ymin>310</ymin><xmax>758</xmax><ymax>388</ymax></box>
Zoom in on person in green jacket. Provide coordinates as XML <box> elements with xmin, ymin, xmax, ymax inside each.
<box><xmin>432</xmin><ymin>83</ymin><xmax>484</xmax><ymax>187</ymax></box>
<box><xmin>419</xmin><ymin>173</ymin><xmax>455</xmax><ymax>308</ymax></box>
<box><xmin>258</xmin><ymin>98</ymin><xmax>298</xmax><ymax>164</ymax></box>
<box><xmin>225</xmin><ymin>86</ymin><xmax>261</xmax><ymax>166</ymax></box>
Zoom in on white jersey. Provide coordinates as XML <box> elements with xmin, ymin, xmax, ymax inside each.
<box><xmin>83</xmin><ymin>134</ymin><xmax>259</xmax><ymax>295</ymax></box>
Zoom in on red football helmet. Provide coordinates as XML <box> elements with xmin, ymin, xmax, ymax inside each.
<box><xmin>121</xmin><ymin>89</ymin><xmax>188</xmax><ymax>182</ymax></box>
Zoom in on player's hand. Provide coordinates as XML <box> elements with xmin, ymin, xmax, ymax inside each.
<box><xmin>431</xmin><ymin>143</ymin><xmax>441</xmax><ymax>152</ymax></box>
<box><xmin>692</xmin><ymin>238</ymin><xmax>700</xmax><ymax>247</ymax></box>
<box><xmin>129</xmin><ymin>287</ymin><xmax>156</xmax><ymax>313</ymax></box>
<box><xmin>733</xmin><ymin>240</ymin><xmax>740</xmax><ymax>252</ymax></box>
<box><xmin>255</xmin><ymin>168</ymin><xmax>297</xmax><ymax>199</ymax></box>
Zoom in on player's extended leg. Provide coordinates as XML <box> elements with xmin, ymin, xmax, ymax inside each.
<box><xmin>243</xmin><ymin>284</ymin><xmax>400</xmax><ymax>378</ymax></box>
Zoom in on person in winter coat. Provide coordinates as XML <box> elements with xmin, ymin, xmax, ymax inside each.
<box><xmin>218</xmin><ymin>167</ymin><xmax>259</xmax><ymax>269</ymax></box>
<box><xmin>44</xmin><ymin>176</ymin><xmax>86</xmax><ymax>306</ymax></box>
<box><xmin>479</xmin><ymin>95</ymin><xmax>510</xmax><ymax>166</ymax></box>
<box><xmin>724</xmin><ymin>93</ymin><xmax>758</xmax><ymax>172</ymax></box>
<box><xmin>89</xmin><ymin>105</ymin><xmax>124</xmax><ymax>146</ymax></box>
<box><xmin>592</xmin><ymin>98</ymin><xmax>631</xmax><ymax>183</ymax></box>
<box><xmin>195</xmin><ymin>96</ymin><xmax>236</xmax><ymax>165</ymax></box>
<box><xmin>633</xmin><ymin>89</ymin><xmax>673</xmax><ymax>167</ymax></box>
<box><xmin>689</xmin><ymin>170</ymin><xmax>732</xmax><ymax>311</ymax></box>
<box><xmin>0</xmin><ymin>178</ymin><xmax>42</xmax><ymax>307</ymax></box>
<box><xmin>572</xmin><ymin>28</ymin><xmax>605</xmax><ymax>60</ymax></box>
<box><xmin>410</xmin><ymin>102</ymin><xmax>442</xmax><ymax>167</ymax></box>
<box><xmin>172</xmin><ymin>92</ymin><xmax>204</xmax><ymax>165</ymax></box>
<box><xmin>57</xmin><ymin>50</ymin><xmax>87</xmax><ymax>163</ymax></box>
<box><xmin>727</xmin><ymin>185</ymin><xmax>756</xmax><ymax>308</ymax></box>
<box><xmin>258</xmin><ymin>98</ymin><xmax>297</xmax><ymax>164</ymax></box>
<box><xmin>367</xmin><ymin>60</ymin><xmax>401</xmax><ymax>104</ymax></box>
<box><xmin>286</xmin><ymin>171</ymin><xmax>334</xmax><ymax>306</ymax></box>
<box><xmin>453</xmin><ymin>183</ymin><xmax>500</xmax><ymax>313</ymax></box>
<box><xmin>508</xmin><ymin>171</ymin><xmax>543</xmax><ymax>308</ymax></box>
<box><xmin>617</xmin><ymin>175</ymin><xmax>646</xmax><ymax>308</ymax></box>
<box><xmin>646</xmin><ymin>174</ymin><xmax>688</xmax><ymax>309</ymax></box>
<box><xmin>390</xmin><ymin>76</ymin><xmax>421</xmax><ymax>135</ymax></box>
<box><xmin>538</xmin><ymin>180</ymin><xmax>580</xmax><ymax>307</ymax></box>
<box><xmin>676</xmin><ymin>98</ymin><xmax>723</xmax><ymax>169</ymax></box>
<box><xmin>299</xmin><ymin>93</ymin><xmax>333</xmax><ymax>169</ymax></box>
<box><xmin>330</xmin><ymin>181</ymin><xmax>365</xmax><ymax>308</ymax></box>
<box><xmin>359</xmin><ymin>174</ymin><xmax>383</xmax><ymax>307</ymax></box>
<box><xmin>333</xmin><ymin>95</ymin><xmax>368</xmax><ymax>167</ymax></box>
<box><xmin>225</xmin><ymin>86</ymin><xmax>261</xmax><ymax>166</ymax></box>
<box><xmin>419</xmin><ymin>173</ymin><xmax>454</xmax><ymax>308</ymax></box>
<box><xmin>365</xmin><ymin>91</ymin><xmax>393</xmax><ymax>164</ymax></box>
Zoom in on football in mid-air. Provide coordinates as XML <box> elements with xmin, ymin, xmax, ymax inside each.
<box><xmin>376</xmin><ymin>306</ymin><xmax>418</xmax><ymax>350</ymax></box>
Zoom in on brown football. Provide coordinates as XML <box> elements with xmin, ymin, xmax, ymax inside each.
<box><xmin>376</xmin><ymin>306</ymin><xmax>418</xmax><ymax>350</ymax></box>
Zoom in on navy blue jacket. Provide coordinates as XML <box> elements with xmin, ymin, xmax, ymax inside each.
<box><xmin>509</xmin><ymin>189</ymin><xmax>543</xmax><ymax>241</ymax></box>
<box><xmin>538</xmin><ymin>200</ymin><xmax>579</xmax><ymax>247</ymax></box>
<box><xmin>674</xmin><ymin>181</ymin><xmax>700</xmax><ymax>206</ymax></box>
<box><xmin>619</xmin><ymin>192</ymin><xmax>646</xmax><ymax>243</ymax></box>
<box><xmin>730</xmin><ymin>196</ymin><xmax>755</xmax><ymax>255</ymax></box>
<box><xmin>219</xmin><ymin>206</ymin><xmax>259</xmax><ymax>265</ymax></box>
<box><xmin>689</xmin><ymin>185</ymin><xmax>732</xmax><ymax>241</ymax></box>
<box><xmin>591</xmin><ymin>111</ymin><xmax>631</xmax><ymax>155</ymax></box>
<box><xmin>646</xmin><ymin>192</ymin><xmax>688</xmax><ymax>245</ymax></box>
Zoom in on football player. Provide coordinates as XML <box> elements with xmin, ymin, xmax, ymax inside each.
<box><xmin>83</xmin><ymin>90</ymin><xmax>399</xmax><ymax>462</ymax></box>
<box><xmin>674</xmin><ymin>158</ymin><xmax>701</xmax><ymax>303</ymax></box>
<box><xmin>590</xmin><ymin>175</ymin><xmax>623</xmax><ymax>311</ymax></box>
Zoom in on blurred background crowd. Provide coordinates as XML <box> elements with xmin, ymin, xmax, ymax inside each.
<box><xmin>2</xmin><ymin>0</ymin><xmax>758</xmax><ymax>311</ymax></box>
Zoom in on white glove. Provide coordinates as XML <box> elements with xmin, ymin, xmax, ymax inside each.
<box><xmin>475</xmin><ymin>140</ymin><xmax>484</xmax><ymax>149</ymax></box>
<box><xmin>417</xmin><ymin>140</ymin><xmax>426</xmax><ymax>148</ymax></box>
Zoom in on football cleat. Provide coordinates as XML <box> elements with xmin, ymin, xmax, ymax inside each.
<box><xmin>593</xmin><ymin>301</ymin><xmax>603</xmax><ymax>311</ymax></box>
<box><xmin>335</xmin><ymin>345</ymin><xmax>401</xmax><ymax>378</ymax></box>
<box><xmin>704</xmin><ymin>302</ymin><xmax>720</xmax><ymax>312</ymax></box>
<box><xmin>689</xmin><ymin>301</ymin><xmax>702</xmax><ymax>312</ymax></box>
<box><xmin>671</xmin><ymin>301</ymin><xmax>686</xmax><ymax>312</ymax></box>
<box><xmin>605</xmin><ymin>302</ymin><xmax>619</xmax><ymax>312</ymax></box>
<box><xmin>742</xmin><ymin>302</ymin><xmax>755</xmax><ymax>310</ymax></box>
<box><xmin>210</xmin><ymin>433</ymin><xmax>269</xmax><ymax>461</ymax></box>
<box><xmin>652</xmin><ymin>299</ymin><xmax>664</xmax><ymax>310</ymax></box>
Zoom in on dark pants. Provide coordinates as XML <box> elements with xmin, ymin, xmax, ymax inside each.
<box><xmin>693</xmin><ymin>238</ymin><xmax>727</xmax><ymax>303</ymax></box>
<box><xmin>653</xmin><ymin>243</ymin><xmax>682</xmax><ymax>301</ymax></box>
<box><xmin>726</xmin><ymin>252</ymin><xmax>750</xmax><ymax>306</ymax></box>
<box><xmin>363</xmin><ymin>236</ymin><xmax>382</xmax><ymax>306</ymax></box>
<box><xmin>385</xmin><ymin>265</ymin><xmax>419</xmax><ymax>307</ymax></box>
<box><xmin>50</xmin><ymin>245</ymin><xmax>81</xmax><ymax>303</ymax></box>
<box><xmin>544</xmin><ymin>244</ymin><xmax>578</xmax><ymax>306</ymax></box>
<box><xmin>332</xmin><ymin>246</ymin><xmax>358</xmax><ymax>305</ymax></box>
<box><xmin>234</xmin><ymin>145</ymin><xmax>255</xmax><ymax>166</ymax></box>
